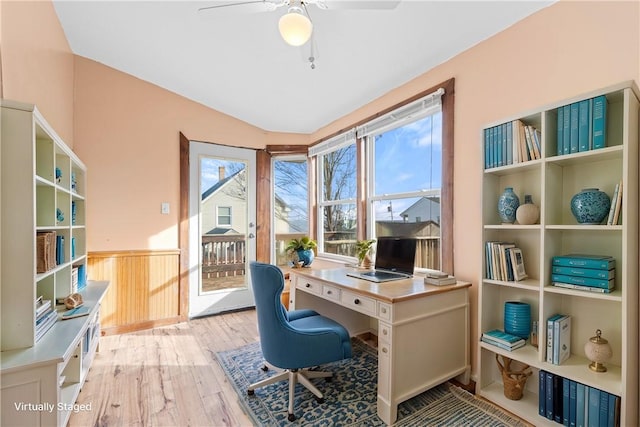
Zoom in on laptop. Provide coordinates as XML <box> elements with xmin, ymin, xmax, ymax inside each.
<box><xmin>347</xmin><ymin>237</ymin><xmax>417</xmax><ymax>283</ymax></box>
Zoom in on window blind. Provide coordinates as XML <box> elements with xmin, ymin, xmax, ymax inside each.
<box><xmin>356</xmin><ymin>87</ymin><xmax>444</xmax><ymax>138</ymax></box>
<box><xmin>308</xmin><ymin>129</ymin><xmax>356</xmax><ymax>157</ymax></box>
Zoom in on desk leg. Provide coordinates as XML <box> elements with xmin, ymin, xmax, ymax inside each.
<box><xmin>376</xmin><ymin>337</ymin><xmax>397</xmax><ymax>425</ymax></box>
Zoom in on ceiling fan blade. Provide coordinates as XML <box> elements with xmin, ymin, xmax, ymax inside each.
<box><xmin>198</xmin><ymin>0</ymin><xmax>283</xmax><ymax>15</ymax></box>
<box><xmin>320</xmin><ymin>0</ymin><xmax>401</xmax><ymax>10</ymax></box>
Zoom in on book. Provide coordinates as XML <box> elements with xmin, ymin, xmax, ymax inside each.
<box><xmin>532</xmin><ymin>127</ymin><xmax>542</xmax><ymax>159</ymax></box>
<box><xmin>578</xmin><ymin>99</ymin><xmax>591</xmax><ymax>152</ymax></box>
<box><xmin>606</xmin><ymin>182</ymin><xmax>619</xmax><ymax>225</ymax></box>
<box><xmin>577</xmin><ymin>383</ymin><xmax>586</xmax><ymax>427</ymax></box>
<box><xmin>552</xmin><ymin>254</ymin><xmax>615</xmax><ymax>270</ymax></box>
<box><xmin>35</xmin><ymin>297</ymin><xmax>52</xmax><ymax>318</ymax></box>
<box><xmin>562</xmin><ymin>104</ymin><xmax>571</xmax><ymax>154</ymax></box>
<box><xmin>484</xmin><ymin>128</ymin><xmax>490</xmax><ymax>169</ymax></box>
<box><xmin>546</xmin><ymin>371</ymin><xmax>554</xmax><ymax>420</ymax></box>
<box><xmin>61</xmin><ymin>305</ymin><xmax>90</xmax><ymax>320</ymax></box>
<box><xmin>482</xmin><ymin>329</ymin><xmax>525</xmax><ymax>345</ymax></box>
<box><xmin>56</xmin><ymin>235</ymin><xmax>65</xmax><ymax>265</ymax></box>
<box><xmin>587</xmin><ymin>387</ymin><xmax>600</xmax><ymax>427</ymax></box>
<box><xmin>546</xmin><ymin>314</ymin><xmax>565</xmax><ymax>363</ymax></box>
<box><xmin>563</xmin><ymin>377</ymin><xmax>570</xmax><ymax>426</ymax></box>
<box><xmin>555</xmin><ymin>315</ymin><xmax>571</xmax><ymax>365</ymax></box>
<box><xmin>480</xmin><ymin>337</ymin><xmax>525</xmax><ymax>351</ymax></box>
<box><xmin>539</xmin><ymin>370</ymin><xmax>546</xmax><ymax>416</ymax></box>
<box><xmin>592</xmin><ymin>95</ymin><xmax>607</xmax><ymax>149</ymax></box>
<box><xmin>424</xmin><ymin>276</ymin><xmax>456</xmax><ymax>286</ymax></box>
<box><xmin>553</xmin><ymin>374</ymin><xmax>563</xmax><ymax>423</ymax></box>
<box><xmin>557</xmin><ymin>107</ymin><xmax>564</xmax><ymax>155</ymax></box>
<box><xmin>551</xmin><ymin>274</ymin><xmax>614</xmax><ymax>290</ymax></box>
<box><xmin>608</xmin><ymin>394</ymin><xmax>619</xmax><ymax>427</ymax></box>
<box><xmin>569</xmin><ymin>102</ymin><xmax>579</xmax><ymax>153</ymax></box>
<box><xmin>35</xmin><ymin>310</ymin><xmax>58</xmax><ymax>342</ymax></box>
<box><xmin>612</xmin><ymin>180</ymin><xmax>623</xmax><ymax>225</ymax></box>
<box><xmin>552</xmin><ymin>282</ymin><xmax>613</xmax><ymax>294</ymax></box>
<box><xmin>599</xmin><ymin>390</ymin><xmax>609</xmax><ymax>427</ymax></box>
<box><xmin>551</xmin><ymin>265</ymin><xmax>614</xmax><ymax>280</ymax></box>
<box><xmin>569</xmin><ymin>380</ymin><xmax>577</xmax><ymax>427</ymax></box>
<box><xmin>497</xmin><ymin>124</ymin><xmax>504</xmax><ymax>166</ymax></box>
<box><xmin>505</xmin><ymin>122</ymin><xmax>513</xmax><ymax>165</ymax></box>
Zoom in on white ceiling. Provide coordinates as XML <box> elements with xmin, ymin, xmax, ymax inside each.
<box><xmin>53</xmin><ymin>0</ymin><xmax>554</xmax><ymax>134</ymax></box>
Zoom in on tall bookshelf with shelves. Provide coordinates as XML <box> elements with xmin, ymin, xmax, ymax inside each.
<box><xmin>1</xmin><ymin>100</ymin><xmax>108</xmax><ymax>426</ymax></box>
<box><xmin>478</xmin><ymin>82</ymin><xmax>638</xmax><ymax>426</ymax></box>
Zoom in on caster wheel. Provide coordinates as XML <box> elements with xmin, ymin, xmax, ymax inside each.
<box><xmin>247</xmin><ymin>389</ymin><xmax>255</xmax><ymax>396</ymax></box>
<box><xmin>315</xmin><ymin>397</ymin><xmax>325</xmax><ymax>404</ymax></box>
<box><xmin>261</xmin><ymin>365</ymin><xmax>269</xmax><ymax>372</ymax></box>
<box><xmin>288</xmin><ymin>413</ymin><xmax>296</xmax><ymax>422</ymax></box>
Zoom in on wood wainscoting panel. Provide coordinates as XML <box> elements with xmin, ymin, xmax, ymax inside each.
<box><xmin>88</xmin><ymin>250</ymin><xmax>183</xmax><ymax>335</ymax></box>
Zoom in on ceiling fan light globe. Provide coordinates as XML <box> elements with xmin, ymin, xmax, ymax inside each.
<box><xmin>278</xmin><ymin>10</ymin><xmax>313</xmax><ymax>46</ymax></box>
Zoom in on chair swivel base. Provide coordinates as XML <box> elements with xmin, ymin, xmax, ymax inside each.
<box><xmin>247</xmin><ymin>368</ymin><xmax>333</xmax><ymax>421</ymax></box>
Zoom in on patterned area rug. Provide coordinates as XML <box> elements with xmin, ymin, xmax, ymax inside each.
<box><xmin>216</xmin><ymin>340</ymin><xmax>529</xmax><ymax>426</ymax></box>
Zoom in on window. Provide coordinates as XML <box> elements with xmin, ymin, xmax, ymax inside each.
<box><xmin>361</xmin><ymin>92</ymin><xmax>443</xmax><ymax>270</ymax></box>
<box><xmin>310</xmin><ymin>131</ymin><xmax>357</xmax><ymax>258</ymax></box>
<box><xmin>217</xmin><ymin>206</ymin><xmax>231</xmax><ymax>226</ymax></box>
<box><xmin>272</xmin><ymin>155</ymin><xmax>310</xmax><ymax>266</ymax></box>
<box><xmin>309</xmin><ymin>79</ymin><xmax>453</xmax><ymax>272</ymax></box>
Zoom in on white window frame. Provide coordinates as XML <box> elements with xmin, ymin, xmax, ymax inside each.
<box><xmin>216</xmin><ymin>205</ymin><xmax>232</xmax><ymax>227</ymax></box>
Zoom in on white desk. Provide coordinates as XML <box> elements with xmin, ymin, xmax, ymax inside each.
<box><xmin>289</xmin><ymin>268</ymin><xmax>471</xmax><ymax>425</ymax></box>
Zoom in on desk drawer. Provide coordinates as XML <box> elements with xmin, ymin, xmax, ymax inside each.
<box><xmin>340</xmin><ymin>290</ymin><xmax>376</xmax><ymax>316</ymax></box>
<box><xmin>296</xmin><ymin>279</ymin><xmax>322</xmax><ymax>296</ymax></box>
<box><xmin>322</xmin><ymin>284</ymin><xmax>340</xmax><ymax>301</ymax></box>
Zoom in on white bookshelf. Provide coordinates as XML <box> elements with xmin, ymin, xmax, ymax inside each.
<box><xmin>477</xmin><ymin>82</ymin><xmax>639</xmax><ymax>426</ymax></box>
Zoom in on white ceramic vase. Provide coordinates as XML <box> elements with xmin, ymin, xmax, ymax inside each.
<box><xmin>516</xmin><ymin>195</ymin><xmax>539</xmax><ymax>225</ymax></box>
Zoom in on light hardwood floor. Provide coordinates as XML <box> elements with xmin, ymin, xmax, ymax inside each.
<box><xmin>69</xmin><ymin>309</ymin><xmax>259</xmax><ymax>427</ymax></box>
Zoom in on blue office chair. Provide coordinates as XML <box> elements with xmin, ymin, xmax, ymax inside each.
<box><xmin>248</xmin><ymin>261</ymin><xmax>352</xmax><ymax>421</ymax></box>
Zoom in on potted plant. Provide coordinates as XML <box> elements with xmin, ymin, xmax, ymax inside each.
<box><xmin>355</xmin><ymin>239</ymin><xmax>376</xmax><ymax>268</ymax></box>
<box><xmin>285</xmin><ymin>236</ymin><xmax>317</xmax><ymax>267</ymax></box>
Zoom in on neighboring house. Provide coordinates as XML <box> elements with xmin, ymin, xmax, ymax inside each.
<box><xmin>376</xmin><ymin>197</ymin><xmax>441</xmax><ymax>237</ymax></box>
<box><xmin>400</xmin><ymin>197</ymin><xmax>440</xmax><ymax>225</ymax></box>
<box><xmin>201</xmin><ymin>168</ymin><xmax>247</xmax><ymax>235</ymax></box>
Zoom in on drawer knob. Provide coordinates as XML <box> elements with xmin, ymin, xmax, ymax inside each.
<box><xmin>382</xmin><ymin>347</ymin><xmax>388</xmax><ymax>354</ymax></box>
<box><xmin>381</xmin><ymin>307</ymin><xmax>387</xmax><ymax>313</ymax></box>
<box><xmin>383</xmin><ymin>329</ymin><xmax>388</xmax><ymax>335</ymax></box>
<box><xmin>327</xmin><ymin>290</ymin><xmax>332</xmax><ymax>295</ymax></box>
<box><xmin>354</xmin><ymin>298</ymin><xmax>360</xmax><ymax>305</ymax></box>
<box><xmin>306</xmin><ymin>283</ymin><xmax>311</xmax><ymax>288</ymax></box>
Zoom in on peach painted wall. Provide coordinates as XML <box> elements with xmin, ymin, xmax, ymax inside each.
<box><xmin>311</xmin><ymin>0</ymin><xmax>640</xmax><ymax>375</ymax></box>
<box><xmin>73</xmin><ymin>57</ymin><xmax>308</xmax><ymax>252</ymax></box>
<box><xmin>0</xmin><ymin>0</ymin><xmax>74</xmax><ymax>145</ymax></box>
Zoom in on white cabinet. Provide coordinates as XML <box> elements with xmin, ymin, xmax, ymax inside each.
<box><xmin>477</xmin><ymin>82</ymin><xmax>638</xmax><ymax>426</ymax></box>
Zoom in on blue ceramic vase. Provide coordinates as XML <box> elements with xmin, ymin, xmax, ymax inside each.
<box><xmin>570</xmin><ymin>188</ymin><xmax>611</xmax><ymax>224</ymax></box>
<box><xmin>498</xmin><ymin>187</ymin><xmax>520</xmax><ymax>224</ymax></box>
<box><xmin>295</xmin><ymin>249</ymin><xmax>315</xmax><ymax>267</ymax></box>
<box><xmin>504</xmin><ymin>301</ymin><xmax>531</xmax><ymax>339</ymax></box>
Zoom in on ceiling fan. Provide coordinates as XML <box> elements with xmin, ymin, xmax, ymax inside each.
<box><xmin>198</xmin><ymin>0</ymin><xmax>400</xmax><ymax>47</ymax></box>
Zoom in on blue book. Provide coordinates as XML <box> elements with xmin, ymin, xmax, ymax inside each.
<box><xmin>588</xmin><ymin>387</ymin><xmax>600</xmax><ymax>427</ymax></box>
<box><xmin>563</xmin><ymin>377</ymin><xmax>570</xmax><ymax>426</ymax></box>
<box><xmin>497</xmin><ymin>125</ymin><xmax>504</xmax><ymax>166</ymax></box>
<box><xmin>484</xmin><ymin>128</ymin><xmax>490</xmax><ymax>169</ymax></box>
<box><xmin>539</xmin><ymin>370</ymin><xmax>546</xmax><ymax>416</ymax></box>
<box><xmin>551</xmin><ymin>266</ymin><xmax>615</xmax><ymax>280</ymax></box>
<box><xmin>506</xmin><ymin>122</ymin><xmax>513</xmax><ymax>165</ymax></box>
<box><xmin>569</xmin><ymin>380</ymin><xmax>577</xmax><ymax>427</ymax></box>
<box><xmin>563</xmin><ymin>105</ymin><xmax>571</xmax><ymax>154</ymax></box>
<box><xmin>532</xmin><ymin>128</ymin><xmax>542</xmax><ymax>158</ymax></box>
<box><xmin>570</xmin><ymin>102</ymin><xmax>579</xmax><ymax>153</ymax></box>
<box><xmin>578</xmin><ymin>100</ymin><xmax>591</xmax><ymax>152</ymax></box>
<box><xmin>546</xmin><ymin>371</ymin><xmax>554</xmax><ymax>420</ymax></box>
<box><xmin>599</xmin><ymin>391</ymin><xmax>609</xmax><ymax>427</ymax></box>
<box><xmin>491</xmin><ymin>126</ymin><xmax>497</xmax><ymax>168</ymax></box>
<box><xmin>547</xmin><ymin>314</ymin><xmax>565</xmax><ymax>363</ymax></box>
<box><xmin>592</xmin><ymin>95</ymin><xmax>607</xmax><ymax>149</ymax></box>
<box><xmin>483</xmin><ymin>329</ymin><xmax>524</xmax><ymax>344</ymax></box>
<box><xmin>552</xmin><ymin>254</ymin><xmax>615</xmax><ymax>270</ymax></box>
<box><xmin>551</xmin><ymin>274</ymin><xmax>614</xmax><ymax>290</ymax></box>
<box><xmin>557</xmin><ymin>106</ymin><xmax>564</xmax><ymax>155</ymax></box>
<box><xmin>480</xmin><ymin>337</ymin><xmax>525</xmax><ymax>351</ymax></box>
<box><xmin>576</xmin><ymin>383</ymin><xmax>586</xmax><ymax>427</ymax></box>
<box><xmin>607</xmin><ymin>394</ymin><xmax>618</xmax><ymax>427</ymax></box>
<box><xmin>56</xmin><ymin>235</ymin><xmax>65</xmax><ymax>265</ymax></box>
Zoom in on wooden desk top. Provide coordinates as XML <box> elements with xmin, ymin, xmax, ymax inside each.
<box><xmin>289</xmin><ymin>267</ymin><xmax>471</xmax><ymax>304</ymax></box>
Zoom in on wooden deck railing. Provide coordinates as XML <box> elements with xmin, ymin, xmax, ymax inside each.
<box><xmin>201</xmin><ymin>234</ymin><xmax>246</xmax><ymax>278</ymax></box>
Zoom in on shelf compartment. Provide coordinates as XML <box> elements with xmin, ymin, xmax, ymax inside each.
<box><xmin>544</xmin><ymin>284</ymin><xmax>622</xmax><ymax>302</ymax></box>
<box><xmin>35</xmin><ymin>134</ymin><xmax>55</xmax><ymax>182</ymax></box>
<box><xmin>478</xmin><ymin>382</ymin><xmax>557</xmax><ymax>427</ymax></box>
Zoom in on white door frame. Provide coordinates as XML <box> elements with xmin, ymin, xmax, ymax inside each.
<box><xmin>188</xmin><ymin>141</ymin><xmax>256</xmax><ymax>317</ymax></box>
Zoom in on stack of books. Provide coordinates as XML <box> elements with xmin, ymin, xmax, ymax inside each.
<box><xmin>607</xmin><ymin>180</ymin><xmax>623</xmax><ymax>225</ymax></box>
<box><xmin>546</xmin><ymin>314</ymin><xmax>571</xmax><ymax>365</ymax></box>
<box><xmin>481</xmin><ymin>329</ymin><xmax>525</xmax><ymax>351</ymax></box>
<box><xmin>423</xmin><ymin>271</ymin><xmax>456</xmax><ymax>286</ymax></box>
<box><xmin>485</xmin><ymin>241</ymin><xmax>528</xmax><ymax>282</ymax></box>
<box><xmin>483</xmin><ymin>120</ymin><xmax>541</xmax><ymax>169</ymax></box>
<box><xmin>35</xmin><ymin>296</ymin><xmax>57</xmax><ymax>342</ymax></box>
<box><xmin>556</xmin><ymin>95</ymin><xmax>607</xmax><ymax>155</ymax></box>
<box><xmin>539</xmin><ymin>371</ymin><xmax>620</xmax><ymax>427</ymax></box>
<box><xmin>551</xmin><ymin>254</ymin><xmax>615</xmax><ymax>293</ymax></box>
